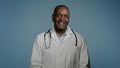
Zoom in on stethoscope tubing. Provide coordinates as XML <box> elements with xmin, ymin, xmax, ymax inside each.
<box><xmin>44</xmin><ymin>29</ymin><xmax>77</xmax><ymax>49</ymax></box>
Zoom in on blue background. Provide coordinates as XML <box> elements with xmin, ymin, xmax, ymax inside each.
<box><xmin>0</xmin><ymin>0</ymin><xmax>120</xmax><ymax>68</ymax></box>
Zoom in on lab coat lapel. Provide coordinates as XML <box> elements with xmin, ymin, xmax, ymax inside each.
<box><xmin>50</xmin><ymin>26</ymin><xmax>73</xmax><ymax>45</ymax></box>
<box><xmin>50</xmin><ymin>28</ymin><xmax>60</xmax><ymax>44</ymax></box>
<box><xmin>62</xmin><ymin>27</ymin><xmax>73</xmax><ymax>44</ymax></box>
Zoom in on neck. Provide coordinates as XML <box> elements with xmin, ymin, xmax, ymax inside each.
<box><xmin>55</xmin><ymin>28</ymin><xmax>67</xmax><ymax>36</ymax></box>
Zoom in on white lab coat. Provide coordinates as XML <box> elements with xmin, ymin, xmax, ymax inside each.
<box><xmin>30</xmin><ymin>26</ymin><xmax>90</xmax><ymax>68</ymax></box>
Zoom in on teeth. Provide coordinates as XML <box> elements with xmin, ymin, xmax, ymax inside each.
<box><xmin>60</xmin><ymin>22</ymin><xmax>64</xmax><ymax>24</ymax></box>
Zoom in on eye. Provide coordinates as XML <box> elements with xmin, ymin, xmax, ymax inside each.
<box><xmin>56</xmin><ymin>14</ymin><xmax>61</xmax><ymax>18</ymax></box>
<box><xmin>55</xmin><ymin>14</ymin><xmax>69</xmax><ymax>18</ymax></box>
<box><xmin>64</xmin><ymin>14</ymin><xmax>69</xmax><ymax>18</ymax></box>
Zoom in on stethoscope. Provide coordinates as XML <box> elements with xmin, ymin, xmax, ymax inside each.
<box><xmin>44</xmin><ymin>29</ymin><xmax>78</xmax><ymax>49</ymax></box>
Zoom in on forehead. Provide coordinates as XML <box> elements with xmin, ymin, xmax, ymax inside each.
<box><xmin>55</xmin><ymin>7</ymin><xmax>69</xmax><ymax>14</ymax></box>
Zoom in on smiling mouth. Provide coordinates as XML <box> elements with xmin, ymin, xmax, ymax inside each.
<box><xmin>57</xmin><ymin>22</ymin><xmax>65</xmax><ymax>25</ymax></box>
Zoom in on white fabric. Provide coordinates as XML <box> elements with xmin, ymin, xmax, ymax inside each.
<box><xmin>56</xmin><ymin>28</ymin><xmax>67</xmax><ymax>43</ymax></box>
<box><xmin>30</xmin><ymin>26</ymin><xmax>90</xmax><ymax>68</ymax></box>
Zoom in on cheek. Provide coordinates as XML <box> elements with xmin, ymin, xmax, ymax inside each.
<box><xmin>54</xmin><ymin>18</ymin><xmax>69</xmax><ymax>23</ymax></box>
<box><xmin>65</xmin><ymin>19</ymin><xmax>69</xmax><ymax>23</ymax></box>
<box><xmin>54</xmin><ymin>18</ymin><xmax>59</xmax><ymax>22</ymax></box>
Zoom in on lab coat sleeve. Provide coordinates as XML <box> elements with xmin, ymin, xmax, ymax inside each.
<box><xmin>79</xmin><ymin>37</ymin><xmax>90</xmax><ymax>68</ymax></box>
<box><xmin>30</xmin><ymin>36</ymin><xmax>43</xmax><ymax>68</ymax></box>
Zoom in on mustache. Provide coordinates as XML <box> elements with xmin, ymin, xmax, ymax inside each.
<box><xmin>56</xmin><ymin>22</ymin><xmax>66</xmax><ymax>24</ymax></box>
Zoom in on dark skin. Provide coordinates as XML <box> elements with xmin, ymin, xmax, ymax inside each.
<box><xmin>52</xmin><ymin>7</ymin><xmax>70</xmax><ymax>36</ymax></box>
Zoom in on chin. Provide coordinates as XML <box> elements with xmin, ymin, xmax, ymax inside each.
<box><xmin>58</xmin><ymin>27</ymin><xmax>67</xmax><ymax>31</ymax></box>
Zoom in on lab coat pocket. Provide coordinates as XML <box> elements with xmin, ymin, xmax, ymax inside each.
<box><xmin>70</xmin><ymin>61</ymin><xmax>78</xmax><ymax>68</ymax></box>
<box><xmin>43</xmin><ymin>49</ymin><xmax>51</xmax><ymax>62</ymax></box>
<box><xmin>43</xmin><ymin>48</ymin><xmax>56</xmax><ymax>68</ymax></box>
<box><xmin>66</xmin><ymin>45</ymin><xmax>80</xmax><ymax>68</ymax></box>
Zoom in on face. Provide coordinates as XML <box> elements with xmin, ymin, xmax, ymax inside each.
<box><xmin>52</xmin><ymin>7</ymin><xmax>70</xmax><ymax>31</ymax></box>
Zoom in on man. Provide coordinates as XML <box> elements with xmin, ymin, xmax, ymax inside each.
<box><xmin>30</xmin><ymin>5</ymin><xmax>90</xmax><ymax>68</ymax></box>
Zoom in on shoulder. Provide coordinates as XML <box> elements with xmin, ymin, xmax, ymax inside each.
<box><xmin>74</xmin><ymin>31</ymin><xmax>85</xmax><ymax>40</ymax></box>
<box><xmin>34</xmin><ymin>32</ymin><xmax>46</xmax><ymax>42</ymax></box>
<box><xmin>73</xmin><ymin>31</ymin><xmax>87</xmax><ymax>47</ymax></box>
<box><xmin>74</xmin><ymin>31</ymin><xmax>87</xmax><ymax>44</ymax></box>
<box><xmin>68</xmin><ymin>26</ymin><xmax>85</xmax><ymax>39</ymax></box>
<box><xmin>37</xmin><ymin>32</ymin><xmax>45</xmax><ymax>38</ymax></box>
<box><xmin>37</xmin><ymin>28</ymin><xmax>52</xmax><ymax>38</ymax></box>
<box><xmin>33</xmin><ymin>32</ymin><xmax>46</xmax><ymax>47</ymax></box>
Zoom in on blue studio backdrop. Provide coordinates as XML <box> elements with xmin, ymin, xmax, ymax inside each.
<box><xmin>0</xmin><ymin>0</ymin><xmax>120</xmax><ymax>68</ymax></box>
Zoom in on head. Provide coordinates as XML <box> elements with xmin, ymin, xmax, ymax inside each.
<box><xmin>52</xmin><ymin>5</ymin><xmax>70</xmax><ymax>32</ymax></box>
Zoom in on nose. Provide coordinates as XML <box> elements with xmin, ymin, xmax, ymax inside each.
<box><xmin>60</xmin><ymin>15</ymin><xmax>65</xmax><ymax>21</ymax></box>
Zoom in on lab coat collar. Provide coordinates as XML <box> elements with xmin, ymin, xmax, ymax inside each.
<box><xmin>50</xmin><ymin>26</ymin><xmax>73</xmax><ymax>44</ymax></box>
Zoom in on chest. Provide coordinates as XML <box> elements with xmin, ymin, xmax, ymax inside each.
<box><xmin>42</xmin><ymin>37</ymin><xmax>81</xmax><ymax>62</ymax></box>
